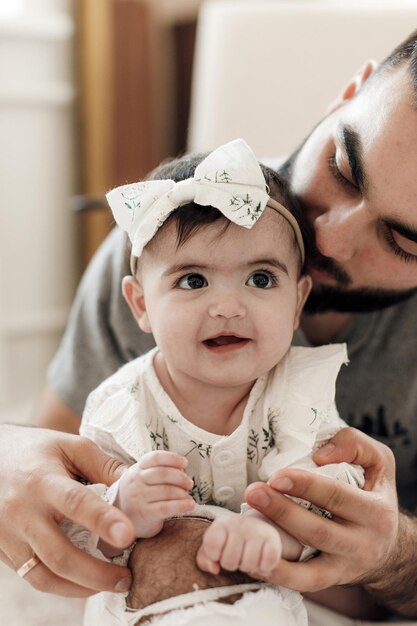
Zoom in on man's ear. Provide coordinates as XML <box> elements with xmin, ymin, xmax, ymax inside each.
<box><xmin>293</xmin><ymin>274</ymin><xmax>313</xmax><ymax>330</ymax></box>
<box><xmin>122</xmin><ymin>276</ymin><xmax>152</xmax><ymax>333</ymax></box>
<box><xmin>326</xmin><ymin>60</ymin><xmax>377</xmax><ymax>115</ymax></box>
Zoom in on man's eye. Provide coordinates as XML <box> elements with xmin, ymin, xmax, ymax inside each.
<box><xmin>383</xmin><ymin>226</ymin><xmax>417</xmax><ymax>264</ymax></box>
<box><xmin>177</xmin><ymin>273</ymin><xmax>208</xmax><ymax>289</ymax></box>
<box><xmin>328</xmin><ymin>153</ymin><xmax>357</xmax><ymax>192</ymax></box>
<box><xmin>246</xmin><ymin>271</ymin><xmax>276</xmax><ymax>289</ymax></box>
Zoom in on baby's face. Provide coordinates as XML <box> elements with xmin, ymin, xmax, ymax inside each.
<box><xmin>125</xmin><ymin>208</ymin><xmax>311</xmax><ymax>389</ymax></box>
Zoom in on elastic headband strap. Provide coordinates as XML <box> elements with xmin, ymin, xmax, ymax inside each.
<box><xmin>267</xmin><ymin>198</ymin><xmax>305</xmax><ymax>264</ymax></box>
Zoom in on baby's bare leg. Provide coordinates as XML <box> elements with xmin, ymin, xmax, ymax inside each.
<box><xmin>127</xmin><ymin>518</ymin><xmax>253</xmax><ymax>611</ymax></box>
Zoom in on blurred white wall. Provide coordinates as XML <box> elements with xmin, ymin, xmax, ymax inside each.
<box><xmin>0</xmin><ymin>0</ymin><xmax>76</xmax><ymax>422</ymax></box>
<box><xmin>189</xmin><ymin>0</ymin><xmax>417</xmax><ymax>157</ymax></box>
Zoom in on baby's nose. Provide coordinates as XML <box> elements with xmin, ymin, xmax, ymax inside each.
<box><xmin>207</xmin><ymin>293</ymin><xmax>246</xmax><ymax>319</ymax></box>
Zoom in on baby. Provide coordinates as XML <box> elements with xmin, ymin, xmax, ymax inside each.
<box><xmin>65</xmin><ymin>139</ymin><xmax>363</xmax><ymax>625</ymax></box>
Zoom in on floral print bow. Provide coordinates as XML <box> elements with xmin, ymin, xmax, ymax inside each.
<box><xmin>106</xmin><ymin>138</ymin><xmax>271</xmax><ymax>258</ymax></box>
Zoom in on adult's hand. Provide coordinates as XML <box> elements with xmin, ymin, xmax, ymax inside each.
<box><xmin>245</xmin><ymin>428</ymin><xmax>417</xmax><ymax>615</ymax></box>
<box><xmin>0</xmin><ymin>424</ymin><xmax>136</xmax><ymax>597</ymax></box>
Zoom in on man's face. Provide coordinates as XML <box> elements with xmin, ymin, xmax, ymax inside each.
<box><xmin>285</xmin><ymin>62</ymin><xmax>417</xmax><ymax>313</ymax></box>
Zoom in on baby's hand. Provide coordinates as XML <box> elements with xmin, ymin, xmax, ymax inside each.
<box><xmin>196</xmin><ymin>514</ymin><xmax>282</xmax><ymax>576</ymax></box>
<box><xmin>117</xmin><ymin>451</ymin><xmax>195</xmax><ymax>538</ymax></box>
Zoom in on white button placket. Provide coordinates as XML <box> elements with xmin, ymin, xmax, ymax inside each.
<box><xmin>211</xmin><ymin>434</ymin><xmax>248</xmax><ymax>512</ymax></box>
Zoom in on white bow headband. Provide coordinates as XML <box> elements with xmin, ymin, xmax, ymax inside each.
<box><xmin>106</xmin><ymin>139</ymin><xmax>305</xmax><ymax>268</ymax></box>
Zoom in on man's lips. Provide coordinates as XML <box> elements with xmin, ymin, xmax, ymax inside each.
<box><xmin>308</xmin><ymin>256</ymin><xmax>352</xmax><ymax>288</ymax></box>
<box><xmin>308</xmin><ymin>266</ymin><xmax>339</xmax><ymax>285</ymax></box>
<box><xmin>203</xmin><ymin>334</ymin><xmax>251</xmax><ymax>352</ymax></box>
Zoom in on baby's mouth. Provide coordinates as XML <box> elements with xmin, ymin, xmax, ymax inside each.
<box><xmin>203</xmin><ymin>334</ymin><xmax>250</xmax><ymax>350</ymax></box>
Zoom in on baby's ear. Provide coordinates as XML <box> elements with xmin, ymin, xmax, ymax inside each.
<box><xmin>122</xmin><ymin>276</ymin><xmax>152</xmax><ymax>333</ymax></box>
<box><xmin>293</xmin><ymin>274</ymin><xmax>312</xmax><ymax>330</ymax></box>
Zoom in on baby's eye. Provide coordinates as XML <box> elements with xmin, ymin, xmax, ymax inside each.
<box><xmin>246</xmin><ymin>271</ymin><xmax>276</xmax><ymax>289</ymax></box>
<box><xmin>177</xmin><ymin>273</ymin><xmax>208</xmax><ymax>289</ymax></box>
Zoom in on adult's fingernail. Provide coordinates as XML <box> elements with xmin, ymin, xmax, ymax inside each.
<box><xmin>314</xmin><ymin>442</ymin><xmax>335</xmax><ymax>457</ymax></box>
<box><xmin>109</xmin><ymin>521</ymin><xmax>131</xmax><ymax>545</ymax></box>
<box><xmin>268</xmin><ymin>476</ymin><xmax>293</xmax><ymax>492</ymax></box>
<box><xmin>115</xmin><ymin>575</ymin><xmax>132</xmax><ymax>593</ymax></box>
<box><xmin>248</xmin><ymin>490</ymin><xmax>271</xmax><ymax>508</ymax></box>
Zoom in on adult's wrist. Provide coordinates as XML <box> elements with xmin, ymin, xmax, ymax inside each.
<box><xmin>364</xmin><ymin>510</ymin><xmax>417</xmax><ymax>616</ymax></box>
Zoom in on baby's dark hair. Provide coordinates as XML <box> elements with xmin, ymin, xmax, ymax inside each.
<box><xmin>135</xmin><ymin>151</ymin><xmax>313</xmax><ymax>274</ymax></box>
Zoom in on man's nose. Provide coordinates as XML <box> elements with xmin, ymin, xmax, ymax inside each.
<box><xmin>207</xmin><ymin>291</ymin><xmax>246</xmax><ymax>319</ymax></box>
<box><xmin>314</xmin><ymin>203</ymin><xmax>369</xmax><ymax>262</ymax></box>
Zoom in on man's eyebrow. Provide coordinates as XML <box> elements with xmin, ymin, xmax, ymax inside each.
<box><xmin>383</xmin><ymin>218</ymin><xmax>417</xmax><ymax>244</ymax></box>
<box><xmin>336</xmin><ymin>123</ymin><xmax>368</xmax><ymax>194</ymax></box>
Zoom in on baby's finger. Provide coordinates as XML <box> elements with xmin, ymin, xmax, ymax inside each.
<box><xmin>141</xmin><ymin>467</ymin><xmax>193</xmax><ymax>490</ymax></box>
<box><xmin>239</xmin><ymin>538</ymin><xmax>264</xmax><ymax>573</ymax></box>
<box><xmin>258</xmin><ymin>537</ymin><xmax>281</xmax><ymax>573</ymax></box>
<box><xmin>145</xmin><ymin>485</ymin><xmax>194</xmax><ymax>503</ymax></box>
<box><xmin>138</xmin><ymin>451</ymin><xmax>188</xmax><ymax>470</ymax></box>
<box><xmin>200</xmin><ymin>522</ymin><xmax>228</xmax><ymax>565</ymax></box>
<box><xmin>218</xmin><ymin>529</ymin><xmax>243</xmax><ymax>571</ymax></box>
<box><xmin>196</xmin><ymin>543</ymin><xmax>220</xmax><ymax>575</ymax></box>
<box><xmin>148</xmin><ymin>497</ymin><xmax>195</xmax><ymax>519</ymax></box>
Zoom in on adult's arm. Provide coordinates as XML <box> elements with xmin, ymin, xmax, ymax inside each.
<box><xmin>34</xmin><ymin>386</ymin><xmax>82</xmax><ymax>433</ymax></box>
<box><xmin>245</xmin><ymin>428</ymin><xmax>417</xmax><ymax>617</ymax></box>
<box><xmin>0</xmin><ymin>424</ymin><xmax>136</xmax><ymax>596</ymax></box>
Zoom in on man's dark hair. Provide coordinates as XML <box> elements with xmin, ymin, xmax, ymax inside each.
<box><xmin>377</xmin><ymin>29</ymin><xmax>417</xmax><ymax>100</ymax></box>
<box><xmin>143</xmin><ymin>152</ymin><xmax>314</xmax><ymax>274</ymax></box>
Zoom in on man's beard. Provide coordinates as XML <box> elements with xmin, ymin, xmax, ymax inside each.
<box><xmin>278</xmin><ymin>149</ymin><xmax>417</xmax><ymax>313</ymax></box>
<box><xmin>304</xmin><ymin>284</ymin><xmax>417</xmax><ymax>313</ymax></box>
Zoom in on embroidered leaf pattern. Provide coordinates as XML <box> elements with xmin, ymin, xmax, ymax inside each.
<box><xmin>241</xmin><ymin>194</ymin><xmax>253</xmax><ymax>207</ymax></box>
<box><xmin>146</xmin><ymin>421</ymin><xmax>169</xmax><ymax>451</ymax></box>
<box><xmin>251</xmin><ymin>201</ymin><xmax>263</xmax><ymax>220</ymax></box>
<box><xmin>262</xmin><ymin>409</ymin><xmax>279</xmax><ymax>452</ymax></box>
<box><xmin>184</xmin><ymin>440</ymin><xmax>212</xmax><ymax>459</ymax></box>
<box><xmin>162</xmin><ymin>428</ymin><xmax>169</xmax><ymax>450</ymax></box>
<box><xmin>121</xmin><ymin>191</ymin><xmax>141</xmax><ymax>218</ymax></box>
<box><xmin>190</xmin><ymin>478</ymin><xmax>212</xmax><ymax>504</ymax></box>
<box><xmin>196</xmin><ymin>169</ymin><xmax>232</xmax><ymax>184</ymax></box>
<box><xmin>230</xmin><ymin>197</ymin><xmax>263</xmax><ymax>222</ymax></box>
<box><xmin>128</xmin><ymin>381</ymin><xmax>140</xmax><ymax>395</ymax></box>
<box><xmin>216</xmin><ymin>169</ymin><xmax>232</xmax><ymax>183</ymax></box>
<box><xmin>247</xmin><ymin>429</ymin><xmax>260</xmax><ymax>464</ymax></box>
<box><xmin>310</xmin><ymin>408</ymin><xmax>318</xmax><ymax>426</ymax></box>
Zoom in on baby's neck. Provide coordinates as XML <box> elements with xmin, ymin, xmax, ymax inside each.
<box><xmin>153</xmin><ymin>352</ymin><xmax>255</xmax><ymax>436</ymax></box>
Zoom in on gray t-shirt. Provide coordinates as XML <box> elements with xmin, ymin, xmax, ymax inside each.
<box><xmin>48</xmin><ymin>227</ymin><xmax>417</xmax><ymax>512</ymax></box>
